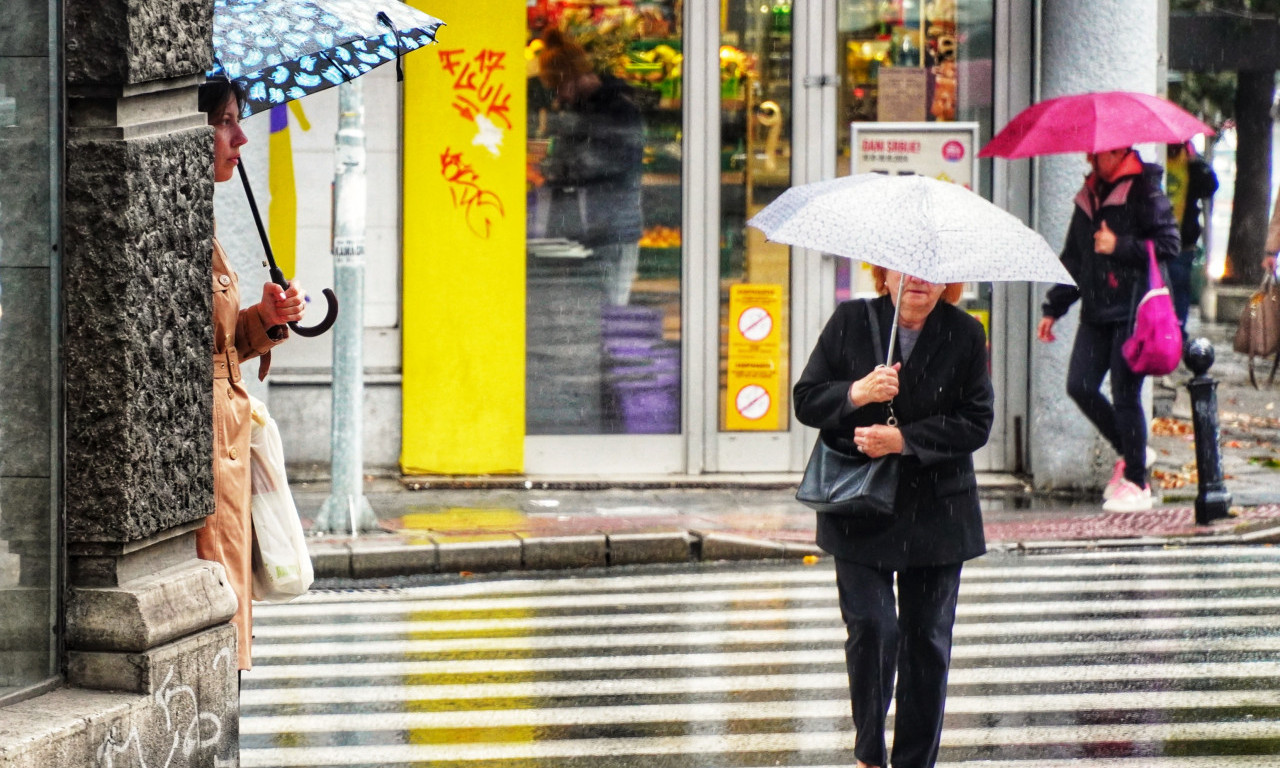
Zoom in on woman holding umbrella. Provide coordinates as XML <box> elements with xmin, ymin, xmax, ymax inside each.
<box><xmin>198</xmin><ymin>77</ymin><xmax>308</xmax><ymax>672</ymax></box>
<box><xmin>794</xmin><ymin>267</ymin><xmax>994</xmax><ymax>768</ymax></box>
<box><xmin>1036</xmin><ymin>146</ymin><xmax>1180</xmax><ymax>512</ymax></box>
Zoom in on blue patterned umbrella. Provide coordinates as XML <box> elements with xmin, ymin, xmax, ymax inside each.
<box><xmin>211</xmin><ymin>0</ymin><xmax>445</xmax><ymax>117</ymax></box>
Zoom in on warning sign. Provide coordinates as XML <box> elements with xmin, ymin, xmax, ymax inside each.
<box><xmin>726</xmin><ymin>284</ymin><xmax>784</xmax><ymax>431</ymax></box>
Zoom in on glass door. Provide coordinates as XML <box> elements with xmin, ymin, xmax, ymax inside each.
<box><xmin>710</xmin><ymin>0</ymin><xmax>798</xmax><ymax>471</ymax></box>
<box><xmin>523</xmin><ymin>1</ymin><xmax>687</xmax><ymax>473</ymax></box>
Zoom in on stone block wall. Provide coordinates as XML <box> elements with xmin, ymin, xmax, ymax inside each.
<box><xmin>0</xmin><ymin>0</ymin><xmax>243</xmax><ymax>763</ymax></box>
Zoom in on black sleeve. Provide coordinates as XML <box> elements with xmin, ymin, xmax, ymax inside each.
<box><xmin>898</xmin><ymin>318</ymin><xmax>994</xmax><ymax>464</ymax></box>
<box><xmin>794</xmin><ymin>302</ymin><xmax>878</xmax><ymax>431</ymax></box>
<box><xmin>1043</xmin><ymin>210</ymin><xmax>1084</xmax><ymax>319</ymax></box>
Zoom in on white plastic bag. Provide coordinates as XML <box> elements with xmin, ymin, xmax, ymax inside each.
<box><xmin>248</xmin><ymin>395</ymin><xmax>313</xmax><ymax>602</ymax></box>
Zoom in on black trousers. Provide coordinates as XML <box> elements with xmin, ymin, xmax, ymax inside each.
<box><xmin>1066</xmin><ymin>319</ymin><xmax>1148</xmax><ymax>487</ymax></box>
<box><xmin>834</xmin><ymin>558</ymin><xmax>964</xmax><ymax>768</ymax></box>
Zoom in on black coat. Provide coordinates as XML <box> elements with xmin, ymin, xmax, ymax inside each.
<box><xmin>1043</xmin><ymin>159</ymin><xmax>1181</xmax><ymax>325</ymax></box>
<box><xmin>794</xmin><ymin>296</ymin><xmax>994</xmax><ymax>570</ymax></box>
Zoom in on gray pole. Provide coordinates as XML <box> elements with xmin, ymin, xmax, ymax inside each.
<box><xmin>315</xmin><ymin>79</ymin><xmax>378</xmax><ymax>534</ymax></box>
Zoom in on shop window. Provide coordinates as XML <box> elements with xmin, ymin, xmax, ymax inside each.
<box><xmin>0</xmin><ymin>0</ymin><xmax>60</xmax><ymax>704</ymax></box>
<box><xmin>835</xmin><ymin>0</ymin><xmax>995</xmax><ymax>314</ymax></box>
<box><xmin>525</xmin><ymin>1</ymin><xmax>684</xmax><ymax>436</ymax></box>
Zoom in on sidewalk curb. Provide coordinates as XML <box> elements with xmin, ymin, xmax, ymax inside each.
<box><xmin>306</xmin><ymin>520</ymin><xmax>1280</xmax><ymax>580</ymax></box>
<box><xmin>307</xmin><ymin>528</ymin><xmax>821</xmax><ymax>580</ymax></box>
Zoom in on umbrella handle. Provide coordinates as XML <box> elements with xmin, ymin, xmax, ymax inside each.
<box><xmin>266</xmin><ymin>264</ymin><xmax>339</xmax><ymax>338</ymax></box>
<box><xmin>237</xmin><ymin>160</ymin><xmax>339</xmax><ymax>337</ymax></box>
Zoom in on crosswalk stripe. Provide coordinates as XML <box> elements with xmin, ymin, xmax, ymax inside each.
<box><xmin>256</xmin><ymin>569</ymin><xmax>1280</xmax><ymax>618</ymax></box>
<box><xmin>250</xmin><ymin>613</ymin><xmax>1279</xmax><ymax>658</ymax></box>
<box><xmin>241</xmin><ymin>722</ymin><xmax>1280</xmax><ymax>767</ymax></box>
<box><xmin>240</xmin><ymin>689</ymin><xmax>1280</xmax><ymax>734</ymax></box>
<box><xmin>245</xmin><ymin>635</ymin><xmax>1280</xmax><ymax>679</ymax></box>
<box><xmin>242</xmin><ymin>551</ymin><xmax>1280</xmax><ymax>767</ymax></box>
<box><xmin>241</xmin><ymin>661</ymin><xmax>1280</xmax><ymax>706</ymax></box>
<box><xmin>251</xmin><ymin>592</ymin><xmax>1280</xmax><ymax>639</ymax></box>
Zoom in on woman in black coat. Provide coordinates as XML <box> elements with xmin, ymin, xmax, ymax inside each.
<box><xmin>1037</xmin><ymin>147</ymin><xmax>1180</xmax><ymax>512</ymax></box>
<box><xmin>794</xmin><ymin>267</ymin><xmax>993</xmax><ymax>768</ymax></box>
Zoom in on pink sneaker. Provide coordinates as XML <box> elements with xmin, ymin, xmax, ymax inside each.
<box><xmin>1102</xmin><ymin>458</ymin><xmax>1126</xmax><ymax>501</ymax></box>
<box><xmin>1102</xmin><ymin>479</ymin><xmax>1153</xmax><ymax>512</ymax></box>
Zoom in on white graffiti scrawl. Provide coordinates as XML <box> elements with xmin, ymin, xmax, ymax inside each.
<box><xmin>96</xmin><ymin>646</ymin><xmax>234</xmax><ymax>768</ymax></box>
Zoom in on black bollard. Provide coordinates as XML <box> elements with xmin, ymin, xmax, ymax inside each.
<box><xmin>1183</xmin><ymin>338</ymin><xmax>1232</xmax><ymax>524</ymax></box>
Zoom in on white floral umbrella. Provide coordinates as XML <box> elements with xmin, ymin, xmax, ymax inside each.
<box><xmin>748</xmin><ymin>173</ymin><xmax>1074</xmax><ymax>363</ymax></box>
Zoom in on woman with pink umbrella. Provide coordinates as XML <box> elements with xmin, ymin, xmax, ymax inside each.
<box><xmin>983</xmin><ymin>91</ymin><xmax>1211</xmax><ymax>512</ymax></box>
<box><xmin>1034</xmin><ymin>147</ymin><xmax>1180</xmax><ymax>511</ymax></box>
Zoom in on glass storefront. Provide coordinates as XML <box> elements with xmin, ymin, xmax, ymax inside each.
<box><xmin>0</xmin><ymin>0</ymin><xmax>60</xmax><ymax>702</ymax></box>
<box><xmin>515</xmin><ymin>0</ymin><xmax>1002</xmax><ymax>473</ymax></box>
<box><xmin>525</xmin><ymin>1</ymin><xmax>684</xmax><ymax>436</ymax></box>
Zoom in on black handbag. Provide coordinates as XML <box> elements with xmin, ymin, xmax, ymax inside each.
<box><xmin>795</xmin><ymin>301</ymin><xmax>901</xmax><ymax>522</ymax></box>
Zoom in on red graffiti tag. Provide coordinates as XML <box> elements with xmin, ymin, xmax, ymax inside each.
<box><xmin>437</xmin><ymin>48</ymin><xmax>512</xmax><ymax>130</ymax></box>
<box><xmin>439</xmin><ymin>147</ymin><xmax>505</xmax><ymax>239</ymax></box>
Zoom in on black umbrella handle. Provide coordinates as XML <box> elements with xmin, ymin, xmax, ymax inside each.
<box><xmin>236</xmin><ymin>161</ymin><xmax>338</xmax><ymax>337</ymax></box>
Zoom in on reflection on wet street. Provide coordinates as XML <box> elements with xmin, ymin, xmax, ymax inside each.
<box><xmin>241</xmin><ymin>546</ymin><xmax>1280</xmax><ymax>767</ymax></box>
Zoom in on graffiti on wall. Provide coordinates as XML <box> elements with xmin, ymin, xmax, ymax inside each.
<box><xmin>95</xmin><ymin>646</ymin><xmax>235</xmax><ymax>768</ymax></box>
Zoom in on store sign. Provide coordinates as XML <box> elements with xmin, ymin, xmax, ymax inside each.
<box><xmin>850</xmin><ymin>121</ymin><xmax>978</xmax><ymax>187</ymax></box>
<box><xmin>726</xmin><ymin>284</ymin><xmax>784</xmax><ymax>431</ymax></box>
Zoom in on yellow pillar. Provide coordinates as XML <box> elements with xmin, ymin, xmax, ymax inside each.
<box><xmin>401</xmin><ymin>0</ymin><xmax>526</xmax><ymax>474</ymax></box>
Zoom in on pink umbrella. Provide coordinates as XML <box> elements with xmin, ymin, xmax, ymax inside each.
<box><xmin>979</xmin><ymin>91</ymin><xmax>1214</xmax><ymax>159</ymax></box>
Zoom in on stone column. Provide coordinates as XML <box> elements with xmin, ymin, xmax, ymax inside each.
<box><xmin>1030</xmin><ymin>0</ymin><xmax>1162</xmax><ymax>492</ymax></box>
<box><xmin>50</xmin><ymin>0</ymin><xmax>239</xmax><ymax>764</ymax></box>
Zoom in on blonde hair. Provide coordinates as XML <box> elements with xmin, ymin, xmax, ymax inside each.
<box><xmin>871</xmin><ymin>265</ymin><xmax>964</xmax><ymax>305</ymax></box>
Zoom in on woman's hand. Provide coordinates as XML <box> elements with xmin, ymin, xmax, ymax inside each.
<box><xmin>853</xmin><ymin>424</ymin><xmax>903</xmax><ymax>457</ymax></box>
<box><xmin>256</xmin><ymin>281</ymin><xmax>307</xmax><ymax>327</ymax></box>
<box><xmin>849</xmin><ymin>363</ymin><xmax>900</xmax><ymax>407</ymax></box>
<box><xmin>1036</xmin><ymin>316</ymin><xmax>1056</xmax><ymax>343</ymax></box>
<box><xmin>1093</xmin><ymin>220</ymin><xmax>1116</xmax><ymax>255</ymax></box>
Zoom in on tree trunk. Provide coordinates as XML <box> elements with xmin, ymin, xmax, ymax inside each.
<box><xmin>1224</xmin><ymin>68</ymin><xmax>1275</xmax><ymax>285</ymax></box>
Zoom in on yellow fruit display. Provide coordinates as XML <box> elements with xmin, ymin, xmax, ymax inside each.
<box><xmin>639</xmin><ymin>225</ymin><xmax>681</xmax><ymax>248</ymax></box>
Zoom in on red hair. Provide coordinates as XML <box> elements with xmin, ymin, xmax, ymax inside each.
<box><xmin>870</xmin><ymin>265</ymin><xmax>964</xmax><ymax>304</ymax></box>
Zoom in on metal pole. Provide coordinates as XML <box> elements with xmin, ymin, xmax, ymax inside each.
<box><xmin>315</xmin><ymin>79</ymin><xmax>377</xmax><ymax>534</ymax></box>
<box><xmin>1183</xmin><ymin>338</ymin><xmax>1232</xmax><ymax>524</ymax></box>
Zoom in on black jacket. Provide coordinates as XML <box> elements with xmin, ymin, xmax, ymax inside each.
<box><xmin>794</xmin><ymin>296</ymin><xmax>994</xmax><ymax>569</ymax></box>
<box><xmin>542</xmin><ymin>74</ymin><xmax>644</xmax><ymax>246</ymax></box>
<box><xmin>1042</xmin><ymin>159</ymin><xmax>1181</xmax><ymax>325</ymax></box>
<box><xmin>1174</xmin><ymin>156</ymin><xmax>1218</xmax><ymax>248</ymax></box>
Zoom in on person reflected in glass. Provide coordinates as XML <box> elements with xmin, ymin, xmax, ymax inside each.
<box><xmin>794</xmin><ymin>268</ymin><xmax>993</xmax><ymax>768</ymax></box>
<box><xmin>198</xmin><ymin>78</ymin><xmax>307</xmax><ymax>673</ymax></box>
<box><xmin>1037</xmin><ymin>146</ymin><xmax>1180</xmax><ymax>512</ymax></box>
<box><xmin>537</xmin><ymin>28</ymin><xmax>645</xmax><ymax>306</ymax></box>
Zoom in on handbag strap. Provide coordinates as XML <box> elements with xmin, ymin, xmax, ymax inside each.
<box><xmin>864</xmin><ymin>300</ymin><xmax>898</xmax><ymax>427</ymax></box>
<box><xmin>1146</xmin><ymin>240</ymin><xmax>1164</xmax><ymax>291</ymax></box>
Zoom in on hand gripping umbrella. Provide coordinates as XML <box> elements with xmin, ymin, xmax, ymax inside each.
<box><xmin>210</xmin><ymin>0</ymin><xmax>445</xmax><ymax>336</ymax></box>
<box><xmin>979</xmin><ymin>91</ymin><xmax>1214</xmax><ymax>159</ymax></box>
<box><xmin>748</xmin><ymin>173</ymin><xmax>1075</xmax><ymax>364</ymax></box>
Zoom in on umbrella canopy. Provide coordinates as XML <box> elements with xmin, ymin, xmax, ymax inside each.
<box><xmin>747</xmin><ymin>173</ymin><xmax>1074</xmax><ymax>286</ymax></box>
<box><xmin>211</xmin><ymin>0</ymin><xmax>445</xmax><ymax>117</ymax></box>
<box><xmin>979</xmin><ymin>91</ymin><xmax>1214</xmax><ymax>159</ymax></box>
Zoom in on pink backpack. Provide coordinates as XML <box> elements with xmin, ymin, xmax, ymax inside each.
<box><xmin>1122</xmin><ymin>241</ymin><xmax>1183</xmax><ymax>376</ymax></box>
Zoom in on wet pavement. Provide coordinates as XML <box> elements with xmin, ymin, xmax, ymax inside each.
<box><xmin>241</xmin><ymin>547</ymin><xmax>1280</xmax><ymax>767</ymax></box>
<box><xmin>290</xmin><ymin>318</ymin><xmax>1280</xmax><ymax>580</ymax></box>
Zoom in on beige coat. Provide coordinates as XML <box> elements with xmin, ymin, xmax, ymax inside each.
<box><xmin>198</xmin><ymin>238</ymin><xmax>286</xmax><ymax>670</ymax></box>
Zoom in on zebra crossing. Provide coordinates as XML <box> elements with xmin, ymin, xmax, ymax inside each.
<box><xmin>240</xmin><ymin>546</ymin><xmax>1280</xmax><ymax>767</ymax></box>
